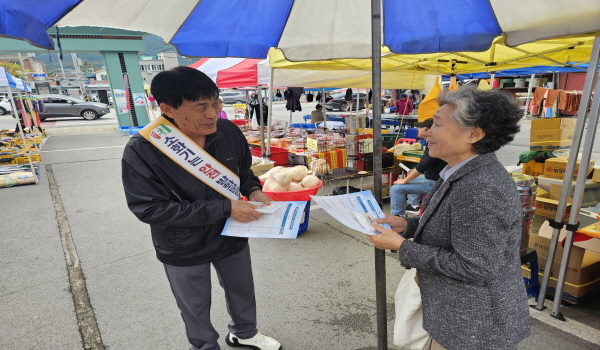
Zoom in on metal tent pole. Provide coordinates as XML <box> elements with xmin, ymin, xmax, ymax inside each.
<box><xmin>266</xmin><ymin>70</ymin><xmax>274</xmax><ymax>159</ymax></box>
<box><xmin>550</xmin><ymin>75</ymin><xmax>600</xmax><ymax>319</ymax></box>
<box><xmin>524</xmin><ymin>73</ymin><xmax>535</xmax><ymax>115</ymax></box>
<box><xmin>322</xmin><ymin>87</ymin><xmax>327</xmax><ymax>130</ymax></box>
<box><xmin>258</xmin><ymin>86</ymin><xmax>265</xmax><ymax>158</ymax></box>
<box><xmin>489</xmin><ymin>72</ymin><xmax>496</xmax><ymax>89</ymax></box>
<box><xmin>371</xmin><ymin>0</ymin><xmax>386</xmax><ymax>349</ymax></box>
<box><xmin>535</xmin><ymin>36</ymin><xmax>600</xmax><ymax>314</ymax></box>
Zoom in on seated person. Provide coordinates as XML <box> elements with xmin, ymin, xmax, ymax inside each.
<box><xmin>311</xmin><ymin>104</ymin><xmax>325</xmax><ymax>124</ymax></box>
<box><xmin>390</xmin><ymin>118</ymin><xmax>447</xmax><ymax>216</ymax></box>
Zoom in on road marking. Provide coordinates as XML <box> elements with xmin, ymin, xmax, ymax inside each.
<box><xmin>529</xmin><ymin>299</ymin><xmax>600</xmax><ymax>345</ymax></box>
<box><xmin>310</xmin><ymin>204</ymin><xmax>321</xmax><ymax>210</ymax></box>
<box><xmin>46</xmin><ymin>165</ymin><xmax>105</xmax><ymax>350</ymax></box>
<box><xmin>42</xmin><ymin>145</ymin><xmax>125</xmax><ymax>152</ymax></box>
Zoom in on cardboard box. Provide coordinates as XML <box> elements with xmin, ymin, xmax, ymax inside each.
<box><xmin>592</xmin><ymin>166</ymin><xmax>600</xmax><ymax>183</ymax></box>
<box><xmin>531</xmin><ymin>118</ymin><xmax>577</xmax><ymax>130</ymax></box>
<box><xmin>529</xmin><ymin>140</ymin><xmax>572</xmax><ymax>151</ymax></box>
<box><xmin>556</xmin><ymin>224</ymin><xmax>600</xmax><ymax>256</ymax></box>
<box><xmin>542</xmin><ymin>158</ymin><xmax>594</xmax><ymax>180</ymax></box>
<box><xmin>534</xmin><ymin>187</ymin><xmax>572</xmax><ymax>221</ymax></box>
<box><xmin>250</xmin><ymin>160</ymin><xmax>274</xmax><ymax>177</ymax></box>
<box><xmin>536</xmin><ymin>252</ymin><xmax>600</xmax><ymax>285</ymax></box>
<box><xmin>530</xmin><ymin>128</ymin><xmax>575</xmax><ymax>143</ymax></box>
<box><xmin>529</xmin><ymin>223</ymin><xmax>584</xmax><ymax>266</ymax></box>
<box><xmin>522</xmin><ymin>160</ymin><xmax>545</xmax><ymax>177</ymax></box>
<box><xmin>521</xmin><ymin>265</ymin><xmax>600</xmax><ymax>304</ymax></box>
<box><xmin>362</xmin><ymin>182</ymin><xmax>390</xmax><ymax>197</ymax></box>
<box><xmin>536</xmin><ymin>176</ymin><xmax>600</xmax><ymax>206</ymax></box>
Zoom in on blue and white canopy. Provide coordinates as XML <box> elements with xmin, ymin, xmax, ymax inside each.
<box><xmin>1</xmin><ymin>0</ymin><xmax>598</xmax><ymax>60</ymax></box>
<box><xmin>0</xmin><ymin>67</ymin><xmax>31</xmax><ymax>92</ymax></box>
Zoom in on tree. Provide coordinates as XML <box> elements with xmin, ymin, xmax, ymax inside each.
<box><xmin>0</xmin><ymin>61</ymin><xmax>25</xmax><ymax>78</ymax></box>
<box><xmin>81</xmin><ymin>61</ymin><xmax>94</xmax><ymax>75</ymax></box>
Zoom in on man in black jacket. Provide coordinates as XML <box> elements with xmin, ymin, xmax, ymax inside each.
<box><xmin>390</xmin><ymin>118</ymin><xmax>447</xmax><ymax>216</ymax></box>
<box><xmin>122</xmin><ymin>67</ymin><xmax>281</xmax><ymax>350</ymax></box>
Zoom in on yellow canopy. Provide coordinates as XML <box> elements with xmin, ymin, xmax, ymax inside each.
<box><xmin>270</xmin><ymin>36</ymin><xmax>594</xmax><ymax>77</ymax></box>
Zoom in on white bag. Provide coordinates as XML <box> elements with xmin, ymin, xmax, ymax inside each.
<box><xmin>394</xmin><ymin>268</ymin><xmax>431</xmax><ymax>350</ymax></box>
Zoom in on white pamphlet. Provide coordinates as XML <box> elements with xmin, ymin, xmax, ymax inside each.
<box><xmin>310</xmin><ymin>190</ymin><xmax>390</xmax><ymax>235</ymax></box>
<box><xmin>221</xmin><ymin>201</ymin><xmax>307</xmax><ymax>239</ymax></box>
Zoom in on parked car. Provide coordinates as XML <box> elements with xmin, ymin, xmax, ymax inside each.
<box><xmin>36</xmin><ymin>94</ymin><xmax>110</xmax><ymax>121</ymax></box>
<box><xmin>0</xmin><ymin>98</ymin><xmax>12</xmax><ymax>115</ymax></box>
<box><xmin>219</xmin><ymin>91</ymin><xmax>247</xmax><ymax>104</ymax></box>
<box><xmin>325</xmin><ymin>92</ymin><xmax>368</xmax><ymax>111</ymax></box>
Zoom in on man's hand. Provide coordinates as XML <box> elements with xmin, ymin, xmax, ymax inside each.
<box><xmin>230</xmin><ymin>200</ymin><xmax>262</xmax><ymax>223</ymax></box>
<box><xmin>248</xmin><ymin>190</ymin><xmax>271</xmax><ymax>205</ymax></box>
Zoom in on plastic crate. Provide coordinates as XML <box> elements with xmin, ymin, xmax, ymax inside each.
<box><xmin>402</xmin><ymin>150</ymin><xmax>423</xmax><ymax>158</ymax></box>
<box><xmin>289</xmin><ymin>123</ymin><xmax>316</xmax><ymax>129</ymax></box>
<box><xmin>382</xmin><ymin>133</ymin><xmax>403</xmax><ymax>149</ymax></box>
<box><xmin>251</xmin><ymin>146</ymin><xmax>288</xmax><ymax>165</ymax></box>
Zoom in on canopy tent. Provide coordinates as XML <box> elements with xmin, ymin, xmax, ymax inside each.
<box><xmin>189</xmin><ymin>57</ymin><xmax>270</xmax><ymax>88</ymax></box>
<box><xmin>190</xmin><ymin>56</ymin><xmax>435</xmax><ymax>90</ymax></box>
<box><xmin>0</xmin><ymin>67</ymin><xmax>31</xmax><ymax>92</ymax></box>
<box><xmin>269</xmin><ymin>36</ymin><xmax>596</xmax><ymax>78</ymax></box>
<box><xmin>3</xmin><ymin>0</ymin><xmax>600</xmax><ymax>61</ymax></box>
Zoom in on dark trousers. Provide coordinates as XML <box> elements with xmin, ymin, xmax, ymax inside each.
<box><xmin>164</xmin><ymin>245</ymin><xmax>258</xmax><ymax>350</ymax></box>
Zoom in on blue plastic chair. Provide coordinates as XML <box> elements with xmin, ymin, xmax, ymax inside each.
<box><xmin>405</xmin><ymin>128</ymin><xmax>418</xmax><ymax>139</ymax></box>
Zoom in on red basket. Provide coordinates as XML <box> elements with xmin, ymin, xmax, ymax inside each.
<box><xmin>231</xmin><ymin>119</ymin><xmax>250</xmax><ymax>126</ymax></box>
<box><xmin>262</xmin><ymin>180</ymin><xmax>323</xmax><ymax>201</ymax></box>
<box><xmin>251</xmin><ymin>146</ymin><xmax>289</xmax><ymax>166</ymax></box>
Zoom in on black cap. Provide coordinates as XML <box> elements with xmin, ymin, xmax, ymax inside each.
<box><xmin>414</xmin><ymin>118</ymin><xmax>433</xmax><ymax>128</ymax></box>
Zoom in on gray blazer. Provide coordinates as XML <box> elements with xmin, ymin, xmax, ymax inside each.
<box><xmin>399</xmin><ymin>152</ymin><xmax>530</xmax><ymax>350</ymax></box>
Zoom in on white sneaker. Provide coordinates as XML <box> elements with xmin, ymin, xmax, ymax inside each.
<box><xmin>226</xmin><ymin>332</ymin><xmax>282</xmax><ymax>350</ymax></box>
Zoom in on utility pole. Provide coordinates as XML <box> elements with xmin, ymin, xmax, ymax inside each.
<box><xmin>71</xmin><ymin>53</ymin><xmax>86</xmax><ymax>98</ymax></box>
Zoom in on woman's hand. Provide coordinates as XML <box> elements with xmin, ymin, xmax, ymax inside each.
<box><xmin>373</xmin><ymin>214</ymin><xmax>408</xmax><ymax>233</ymax></box>
<box><xmin>367</xmin><ymin>223</ymin><xmax>406</xmax><ymax>251</ymax></box>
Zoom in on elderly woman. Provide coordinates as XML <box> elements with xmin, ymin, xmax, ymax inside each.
<box><xmin>368</xmin><ymin>87</ymin><xmax>530</xmax><ymax>350</ymax></box>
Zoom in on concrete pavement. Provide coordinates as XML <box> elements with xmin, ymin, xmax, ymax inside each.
<box><xmin>1</xmin><ymin>107</ymin><xmax>600</xmax><ymax>349</ymax></box>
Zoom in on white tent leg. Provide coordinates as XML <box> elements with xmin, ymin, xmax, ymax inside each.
<box><xmin>524</xmin><ymin>73</ymin><xmax>535</xmax><ymax>115</ymax></box>
<box><xmin>534</xmin><ymin>36</ymin><xmax>600</xmax><ymax>316</ymax></box>
<box><xmin>8</xmin><ymin>87</ymin><xmax>39</xmax><ymax>185</ymax></box>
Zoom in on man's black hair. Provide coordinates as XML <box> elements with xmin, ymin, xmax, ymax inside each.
<box><xmin>151</xmin><ymin>66</ymin><xmax>219</xmax><ymax>109</ymax></box>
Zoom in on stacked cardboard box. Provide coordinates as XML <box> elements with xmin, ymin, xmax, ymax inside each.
<box><xmin>529</xmin><ymin>118</ymin><xmax>576</xmax><ymax>151</ymax></box>
<box><xmin>524</xmin><ymin>222</ymin><xmax>600</xmax><ymax>303</ymax></box>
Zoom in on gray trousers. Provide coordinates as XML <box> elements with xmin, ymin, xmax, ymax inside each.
<box><xmin>164</xmin><ymin>245</ymin><xmax>258</xmax><ymax>350</ymax></box>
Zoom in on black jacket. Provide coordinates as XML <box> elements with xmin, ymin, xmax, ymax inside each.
<box><xmin>415</xmin><ymin>147</ymin><xmax>447</xmax><ymax>181</ymax></box>
<box><xmin>121</xmin><ymin>119</ymin><xmax>261</xmax><ymax>266</ymax></box>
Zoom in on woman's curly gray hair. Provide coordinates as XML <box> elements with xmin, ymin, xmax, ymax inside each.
<box><xmin>438</xmin><ymin>86</ymin><xmax>521</xmax><ymax>154</ymax></box>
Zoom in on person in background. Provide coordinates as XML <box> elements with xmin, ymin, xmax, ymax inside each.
<box><xmin>122</xmin><ymin>67</ymin><xmax>281</xmax><ymax>350</ymax></box>
<box><xmin>217</xmin><ymin>97</ymin><xmax>228</xmax><ymax>119</ymax></box>
<box><xmin>249</xmin><ymin>92</ymin><xmax>260</xmax><ymax>121</ymax></box>
<box><xmin>311</xmin><ymin>104</ymin><xmax>325</xmax><ymax>125</ymax></box>
<box><xmin>390</xmin><ymin>118</ymin><xmax>446</xmax><ymax>216</ymax></box>
<box><xmin>396</xmin><ymin>93</ymin><xmax>413</xmax><ymax>115</ymax></box>
<box><xmin>368</xmin><ymin>87</ymin><xmax>529</xmax><ymax>350</ymax></box>
<box><xmin>148</xmin><ymin>94</ymin><xmax>157</xmax><ymax>110</ymax></box>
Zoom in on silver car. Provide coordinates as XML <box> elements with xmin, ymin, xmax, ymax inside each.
<box><xmin>37</xmin><ymin>94</ymin><xmax>110</xmax><ymax>120</ymax></box>
<box><xmin>219</xmin><ymin>91</ymin><xmax>246</xmax><ymax>104</ymax></box>
<box><xmin>0</xmin><ymin>98</ymin><xmax>12</xmax><ymax>115</ymax></box>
